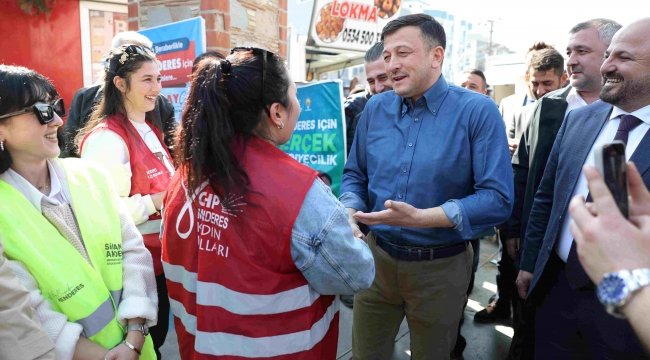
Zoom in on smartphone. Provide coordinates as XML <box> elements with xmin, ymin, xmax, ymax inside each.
<box><xmin>594</xmin><ymin>141</ymin><xmax>629</xmax><ymax>218</ymax></box>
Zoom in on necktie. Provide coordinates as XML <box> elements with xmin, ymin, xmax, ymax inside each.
<box><xmin>565</xmin><ymin>114</ymin><xmax>643</xmax><ymax>289</ymax></box>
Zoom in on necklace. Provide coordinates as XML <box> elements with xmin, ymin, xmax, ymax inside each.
<box><xmin>36</xmin><ymin>173</ymin><xmax>51</xmax><ymax>191</ymax></box>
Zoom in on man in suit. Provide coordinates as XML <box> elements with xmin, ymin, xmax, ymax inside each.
<box><xmin>501</xmin><ymin>41</ymin><xmax>555</xmax><ymax>156</ymax></box>
<box><xmin>60</xmin><ymin>31</ymin><xmax>176</xmax><ymax>157</ymax></box>
<box><xmin>476</xmin><ymin>48</ymin><xmax>566</xmax><ymax>327</ymax></box>
<box><xmin>501</xmin><ymin>18</ymin><xmax>621</xmax><ymax>360</ymax></box>
<box><xmin>518</xmin><ymin>18</ymin><xmax>650</xmax><ymax>358</ymax></box>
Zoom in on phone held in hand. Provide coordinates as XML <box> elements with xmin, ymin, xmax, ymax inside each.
<box><xmin>594</xmin><ymin>141</ymin><xmax>629</xmax><ymax>218</ymax></box>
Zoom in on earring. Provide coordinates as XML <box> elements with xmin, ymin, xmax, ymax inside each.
<box><xmin>0</xmin><ymin>141</ymin><xmax>4</xmax><ymax>151</ymax></box>
<box><xmin>277</xmin><ymin>122</ymin><xmax>285</xmax><ymax>130</ymax></box>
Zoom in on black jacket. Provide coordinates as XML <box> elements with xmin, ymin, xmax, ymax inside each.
<box><xmin>343</xmin><ymin>90</ymin><xmax>371</xmax><ymax>155</ymax></box>
<box><xmin>500</xmin><ymin>86</ymin><xmax>571</xmax><ymax>241</ymax></box>
<box><xmin>60</xmin><ymin>84</ymin><xmax>176</xmax><ymax>158</ymax></box>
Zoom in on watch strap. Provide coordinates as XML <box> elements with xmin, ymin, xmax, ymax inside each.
<box><xmin>632</xmin><ymin>268</ymin><xmax>650</xmax><ymax>287</ymax></box>
<box><xmin>126</xmin><ymin>323</ymin><xmax>149</xmax><ymax>336</ymax></box>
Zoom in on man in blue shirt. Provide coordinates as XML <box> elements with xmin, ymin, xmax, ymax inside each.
<box><xmin>340</xmin><ymin>14</ymin><xmax>513</xmax><ymax>359</ymax></box>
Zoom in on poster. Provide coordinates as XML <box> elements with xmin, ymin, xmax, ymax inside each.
<box><xmin>279</xmin><ymin>81</ymin><xmax>347</xmax><ymax>196</ymax></box>
<box><xmin>139</xmin><ymin>17</ymin><xmax>206</xmax><ymax>122</ymax></box>
<box><xmin>309</xmin><ymin>0</ymin><xmax>404</xmax><ymax>52</ymax></box>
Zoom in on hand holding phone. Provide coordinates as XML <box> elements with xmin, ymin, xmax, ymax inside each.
<box><xmin>594</xmin><ymin>141</ymin><xmax>629</xmax><ymax>218</ymax></box>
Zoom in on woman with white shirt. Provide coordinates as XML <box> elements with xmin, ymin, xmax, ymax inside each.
<box><xmin>76</xmin><ymin>44</ymin><xmax>173</xmax><ymax>358</ymax></box>
<box><xmin>0</xmin><ymin>66</ymin><xmax>158</xmax><ymax>359</ymax></box>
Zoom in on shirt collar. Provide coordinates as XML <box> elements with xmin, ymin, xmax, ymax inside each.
<box><xmin>566</xmin><ymin>87</ymin><xmax>588</xmax><ymax>106</ymax></box>
<box><xmin>7</xmin><ymin>159</ymin><xmax>63</xmax><ymax>213</ymax></box>
<box><xmin>400</xmin><ymin>75</ymin><xmax>449</xmax><ymax>117</ymax></box>
<box><xmin>524</xmin><ymin>95</ymin><xmax>536</xmax><ymax>105</ymax></box>
<box><xmin>610</xmin><ymin>103</ymin><xmax>650</xmax><ymax>124</ymax></box>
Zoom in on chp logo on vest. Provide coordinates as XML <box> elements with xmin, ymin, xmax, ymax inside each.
<box><xmin>175</xmin><ymin>181</ymin><xmax>245</xmax><ymax>241</ymax></box>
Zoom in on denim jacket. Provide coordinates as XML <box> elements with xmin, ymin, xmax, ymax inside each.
<box><xmin>161</xmin><ymin>178</ymin><xmax>375</xmax><ymax>296</ymax></box>
<box><xmin>290</xmin><ymin>178</ymin><xmax>375</xmax><ymax>295</ymax></box>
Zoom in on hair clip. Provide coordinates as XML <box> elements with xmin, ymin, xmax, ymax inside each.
<box><xmin>221</xmin><ymin>59</ymin><xmax>232</xmax><ymax>74</ymax></box>
<box><xmin>119</xmin><ymin>52</ymin><xmax>129</xmax><ymax>65</ymax></box>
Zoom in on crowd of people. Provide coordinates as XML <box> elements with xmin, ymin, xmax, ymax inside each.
<box><xmin>0</xmin><ymin>11</ymin><xmax>649</xmax><ymax>360</ymax></box>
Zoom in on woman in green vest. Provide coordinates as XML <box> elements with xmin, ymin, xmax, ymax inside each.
<box><xmin>0</xmin><ymin>65</ymin><xmax>158</xmax><ymax>359</ymax></box>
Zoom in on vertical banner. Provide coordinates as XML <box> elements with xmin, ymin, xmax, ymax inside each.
<box><xmin>139</xmin><ymin>17</ymin><xmax>207</xmax><ymax>122</ymax></box>
<box><xmin>279</xmin><ymin>80</ymin><xmax>347</xmax><ymax>196</ymax></box>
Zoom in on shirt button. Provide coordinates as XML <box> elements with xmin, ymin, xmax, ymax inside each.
<box><xmin>408</xmin><ymin>143</ymin><xmax>413</xmax><ymax>147</ymax></box>
<box><xmin>433</xmin><ymin>110</ymin><xmax>437</xmax><ymax>114</ymax></box>
<box><xmin>402</xmin><ymin>168</ymin><xmax>407</xmax><ymax>173</ymax></box>
<box><xmin>398</xmin><ymin>194</ymin><xmax>403</xmax><ymax>199</ymax></box>
<box><xmin>414</xmin><ymin>118</ymin><xmax>419</xmax><ymax>122</ymax></box>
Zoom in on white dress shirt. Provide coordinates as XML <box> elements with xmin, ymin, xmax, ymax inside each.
<box><xmin>564</xmin><ymin>87</ymin><xmax>594</xmax><ymax>119</ymax></box>
<box><xmin>556</xmin><ymin>103</ymin><xmax>650</xmax><ymax>261</ymax></box>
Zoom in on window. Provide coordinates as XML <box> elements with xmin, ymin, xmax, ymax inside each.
<box><xmin>80</xmin><ymin>1</ymin><xmax>128</xmax><ymax>87</ymax></box>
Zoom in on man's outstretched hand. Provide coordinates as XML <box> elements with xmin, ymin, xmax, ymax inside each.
<box><xmin>353</xmin><ymin>200</ymin><xmax>424</xmax><ymax>228</ymax></box>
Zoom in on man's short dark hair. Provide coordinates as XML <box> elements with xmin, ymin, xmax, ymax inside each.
<box><xmin>462</xmin><ymin>68</ymin><xmax>487</xmax><ymax>89</ymax></box>
<box><xmin>569</xmin><ymin>18</ymin><xmax>622</xmax><ymax>45</ymax></box>
<box><xmin>365</xmin><ymin>41</ymin><xmax>384</xmax><ymax>62</ymax></box>
<box><xmin>380</xmin><ymin>14</ymin><xmax>446</xmax><ymax>51</ymax></box>
<box><xmin>525</xmin><ymin>41</ymin><xmax>554</xmax><ymax>57</ymax></box>
<box><xmin>529</xmin><ymin>48</ymin><xmax>565</xmax><ymax>78</ymax></box>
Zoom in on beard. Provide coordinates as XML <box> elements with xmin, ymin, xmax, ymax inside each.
<box><xmin>600</xmin><ymin>71</ymin><xmax>650</xmax><ymax>107</ymax></box>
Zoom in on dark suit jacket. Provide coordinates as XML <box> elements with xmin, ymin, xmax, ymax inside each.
<box><xmin>521</xmin><ymin>101</ymin><xmax>650</xmax><ymax>298</ymax></box>
<box><xmin>500</xmin><ymin>86</ymin><xmax>571</xmax><ymax>245</ymax></box>
<box><xmin>59</xmin><ymin>84</ymin><xmax>176</xmax><ymax>157</ymax></box>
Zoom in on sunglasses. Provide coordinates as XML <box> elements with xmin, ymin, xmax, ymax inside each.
<box><xmin>0</xmin><ymin>98</ymin><xmax>66</xmax><ymax>125</ymax></box>
<box><xmin>230</xmin><ymin>47</ymin><xmax>276</xmax><ymax>117</ymax></box>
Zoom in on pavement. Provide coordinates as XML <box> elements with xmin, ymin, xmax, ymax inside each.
<box><xmin>159</xmin><ymin>237</ymin><xmax>512</xmax><ymax>360</ymax></box>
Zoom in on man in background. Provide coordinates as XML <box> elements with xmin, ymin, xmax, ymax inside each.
<box><xmin>340</xmin><ymin>41</ymin><xmax>393</xmax><ymax>308</ymax></box>
<box><xmin>459</xmin><ymin>68</ymin><xmax>488</xmax><ymax>95</ymax></box>
<box><xmin>501</xmin><ymin>41</ymin><xmax>555</xmax><ymax>155</ymax></box>
<box><xmin>60</xmin><ymin>31</ymin><xmax>176</xmax><ymax>157</ymax></box>
<box><xmin>476</xmin><ymin>47</ymin><xmax>568</xmax><ymax>326</ymax></box>
<box><xmin>343</xmin><ymin>41</ymin><xmax>393</xmax><ymax>155</ymax></box>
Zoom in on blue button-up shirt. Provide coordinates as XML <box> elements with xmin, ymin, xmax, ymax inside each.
<box><xmin>340</xmin><ymin>75</ymin><xmax>514</xmax><ymax>247</ymax></box>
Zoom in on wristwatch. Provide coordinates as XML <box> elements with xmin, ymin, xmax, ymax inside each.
<box><xmin>126</xmin><ymin>323</ymin><xmax>150</xmax><ymax>337</ymax></box>
<box><xmin>597</xmin><ymin>268</ymin><xmax>650</xmax><ymax>319</ymax></box>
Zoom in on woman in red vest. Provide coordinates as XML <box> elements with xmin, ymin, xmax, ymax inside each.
<box><xmin>162</xmin><ymin>49</ymin><xmax>375</xmax><ymax>359</ymax></box>
<box><xmin>76</xmin><ymin>44</ymin><xmax>173</xmax><ymax>358</ymax></box>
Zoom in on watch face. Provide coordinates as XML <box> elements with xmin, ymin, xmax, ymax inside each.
<box><xmin>598</xmin><ymin>274</ymin><xmax>629</xmax><ymax>306</ymax></box>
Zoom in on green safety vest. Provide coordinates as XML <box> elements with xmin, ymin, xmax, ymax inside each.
<box><xmin>0</xmin><ymin>158</ymin><xmax>154</xmax><ymax>359</ymax></box>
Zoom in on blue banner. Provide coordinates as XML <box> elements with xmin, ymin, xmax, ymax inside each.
<box><xmin>139</xmin><ymin>17</ymin><xmax>206</xmax><ymax>123</ymax></box>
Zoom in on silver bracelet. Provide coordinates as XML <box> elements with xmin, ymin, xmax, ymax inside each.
<box><xmin>122</xmin><ymin>340</ymin><xmax>142</xmax><ymax>356</ymax></box>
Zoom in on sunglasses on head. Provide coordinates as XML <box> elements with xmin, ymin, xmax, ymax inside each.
<box><xmin>111</xmin><ymin>44</ymin><xmax>156</xmax><ymax>72</ymax></box>
<box><xmin>0</xmin><ymin>98</ymin><xmax>66</xmax><ymax>125</ymax></box>
<box><xmin>230</xmin><ymin>47</ymin><xmax>276</xmax><ymax>117</ymax></box>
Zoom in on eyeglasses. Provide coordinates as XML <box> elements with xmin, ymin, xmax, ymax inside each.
<box><xmin>0</xmin><ymin>98</ymin><xmax>66</xmax><ymax>125</ymax></box>
<box><xmin>111</xmin><ymin>44</ymin><xmax>156</xmax><ymax>72</ymax></box>
<box><xmin>230</xmin><ymin>47</ymin><xmax>275</xmax><ymax>117</ymax></box>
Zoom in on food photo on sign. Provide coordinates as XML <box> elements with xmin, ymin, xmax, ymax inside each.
<box><xmin>310</xmin><ymin>0</ymin><xmax>404</xmax><ymax>52</ymax></box>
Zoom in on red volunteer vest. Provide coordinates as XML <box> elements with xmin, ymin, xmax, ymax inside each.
<box><xmin>162</xmin><ymin>136</ymin><xmax>339</xmax><ymax>360</ymax></box>
<box><xmin>80</xmin><ymin>114</ymin><xmax>172</xmax><ymax>275</ymax></box>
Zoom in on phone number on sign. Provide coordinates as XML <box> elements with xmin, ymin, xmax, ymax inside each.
<box><xmin>341</xmin><ymin>28</ymin><xmax>377</xmax><ymax>45</ymax></box>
